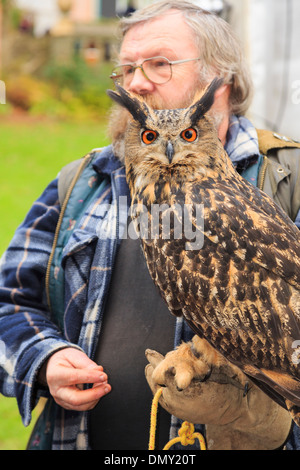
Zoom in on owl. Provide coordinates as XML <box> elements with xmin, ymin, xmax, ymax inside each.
<box><xmin>107</xmin><ymin>79</ymin><xmax>300</xmax><ymax>425</ymax></box>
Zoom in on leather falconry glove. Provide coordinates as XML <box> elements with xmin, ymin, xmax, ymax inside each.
<box><xmin>145</xmin><ymin>335</ymin><xmax>292</xmax><ymax>450</ymax></box>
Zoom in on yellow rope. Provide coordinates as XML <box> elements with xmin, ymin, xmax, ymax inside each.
<box><xmin>163</xmin><ymin>421</ymin><xmax>206</xmax><ymax>450</ymax></box>
<box><xmin>148</xmin><ymin>387</ymin><xmax>206</xmax><ymax>451</ymax></box>
<box><xmin>148</xmin><ymin>387</ymin><xmax>163</xmax><ymax>450</ymax></box>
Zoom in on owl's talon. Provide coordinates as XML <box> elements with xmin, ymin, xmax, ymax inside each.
<box><xmin>201</xmin><ymin>366</ymin><xmax>212</xmax><ymax>382</ymax></box>
<box><xmin>243</xmin><ymin>381</ymin><xmax>249</xmax><ymax>397</ymax></box>
<box><xmin>167</xmin><ymin>366</ymin><xmax>176</xmax><ymax>377</ymax></box>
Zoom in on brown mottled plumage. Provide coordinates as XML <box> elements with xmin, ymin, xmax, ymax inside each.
<box><xmin>107</xmin><ymin>80</ymin><xmax>300</xmax><ymax>425</ymax></box>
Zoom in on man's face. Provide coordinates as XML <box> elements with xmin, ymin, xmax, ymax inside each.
<box><xmin>110</xmin><ymin>10</ymin><xmax>229</xmax><ymax>152</ymax></box>
<box><xmin>119</xmin><ymin>11</ymin><xmax>201</xmax><ymax>109</ymax></box>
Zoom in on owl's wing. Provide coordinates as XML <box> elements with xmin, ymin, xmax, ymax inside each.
<box><xmin>190</xmin><ymin>177</ymin><xmax>300</xmax><ymax>290</ymax></box>
<box><xmin>183</xmin><ymin>314</ymin><xmax>300</xmax><ymax>410</ymax></box>
<box><xmin>140</xmin><ymin>177</ymin><xmax>300</xmax><ymax>406</ymax></box>
<box><xmin>180</xmin><ymin>177</ymin><xmax>300</xmax><ymax>404</ymax></box>
<box><xmin>144</xmin><ymin>224</ymin><xmax>300</xmax><ymax>406</ymax></box>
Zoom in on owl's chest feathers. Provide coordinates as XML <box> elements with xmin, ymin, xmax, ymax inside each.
<box><xmin>126</xmin><ymin>145</ymin><xmax>235</xmax><ymax>205</ymax></box>
<box><xmin>129</xmin><ymin>165</ymin><xmax>218</xmax><ymax>207</ymax></box>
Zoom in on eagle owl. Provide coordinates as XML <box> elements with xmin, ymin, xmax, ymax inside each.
<box><xmin>107</xmin><ymin>79</ymin><xmax>300</xmax><ymax>425</ymax></box>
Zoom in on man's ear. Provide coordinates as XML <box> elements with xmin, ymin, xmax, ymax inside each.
<box><xmin>107</xmin><ymin>85</ymin><xmax>148</xmax><ymax>127</ymax></box>
<box><xmin>214</xmin><ymin>83</ymin><xmax>229</xmax><ymax>100</ymax></box>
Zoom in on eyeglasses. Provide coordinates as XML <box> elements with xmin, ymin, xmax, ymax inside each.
<box><xmin>110</xmin><ymin>56</ymin><xmax>201</xmax><ymax>86</ymax></box>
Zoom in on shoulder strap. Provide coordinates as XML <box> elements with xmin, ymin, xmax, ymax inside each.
<box><xmin>45</xmin><ymin>150</ymin><xmax>108</xmax><ymax>330</ymax></box>
<box><xmin>57</xmin><ymin>146</ymin><xmax>105</xmax><ymax>206</ymax></box>
<box><xmin>57</xmin><ymin>158</ymin><xmax>86</xmax><ymax>206</ymax></box>
<box><xmin>256</xmin><ymin>129</ymin><xmax>300</xmax><ymax>155</ymax></box>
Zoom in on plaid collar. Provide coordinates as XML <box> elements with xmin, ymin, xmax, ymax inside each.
<box><xmin>225</xmin><ymin>115</ymin><xmax>260</xmax><ymax>168</ymax></box>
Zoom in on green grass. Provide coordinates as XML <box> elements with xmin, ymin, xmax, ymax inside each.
<box><xmin>0</xmin><ymin>397</ymin><xmax>44</xmax><ymax>450</ymax></box>
<box><xmin>0</xmin><ymin>117</ymin><xmax>110</xmax><ymax>253</ymax></box>
<box><xmin>0</xmin><ymin>116</ymin><xmax>110</xmax><ymax>449</ymax></box>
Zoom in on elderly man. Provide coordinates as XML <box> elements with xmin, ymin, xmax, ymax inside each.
<box><xmin>0</xmin><ymin>1</ymin><xmax>300</xmax><ymax>450</ymax></box>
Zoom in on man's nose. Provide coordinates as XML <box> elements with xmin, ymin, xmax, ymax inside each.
<box><xmin>127</xmin><ymin>67</ymin><xmax>154</xmax><ymax>95</ymax></box>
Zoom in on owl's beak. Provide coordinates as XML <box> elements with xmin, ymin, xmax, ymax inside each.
<box><xmin>166</xmin><ymin>141</ymin><xmax>174</xmax><ymax>163</ymax></box>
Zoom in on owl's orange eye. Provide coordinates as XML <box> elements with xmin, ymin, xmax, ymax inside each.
<box><xmin>181</xmin><ymin>128</ymin><xmax>197</xmax><ymax>142</ymax></box>
<box><xmin>141</xmin><ymin>130</ymin><xmax>158</xmax><ymax>145</ymax></box>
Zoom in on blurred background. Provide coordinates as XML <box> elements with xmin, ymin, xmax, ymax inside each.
<box><xmin>0</xmin><ymin>0</ymin><xmax>299</xmax><ymax>450</ymax></box>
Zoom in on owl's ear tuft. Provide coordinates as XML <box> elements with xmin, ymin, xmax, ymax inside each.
<box><xmin>189</xmin><ymin>77</ymin><xmax>224</xmax><ymax>125</ymax></box>
<box><xmin>107</xmin><ymin>85</ymin><xmax>148</xmax><ymax>128</ymax></box>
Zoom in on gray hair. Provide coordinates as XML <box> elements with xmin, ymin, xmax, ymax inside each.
<box><xmin>118</xmin><ymin>0</ymin><xmax>253</xmax><ymax>116</ymax></box>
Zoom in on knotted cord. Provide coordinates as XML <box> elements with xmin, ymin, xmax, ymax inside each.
<box><xmin>148</xmin><ymin>387</ymin><xmax>206</xmax><ymax>451</ymax></box>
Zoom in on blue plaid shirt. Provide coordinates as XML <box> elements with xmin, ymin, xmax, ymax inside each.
<box><xmin>0</xmin><ymin>116</ymin><xmax>299</xmax><ymax>449</ymax></box>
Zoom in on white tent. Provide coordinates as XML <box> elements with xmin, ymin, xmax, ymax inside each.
<box><xmin>230</xmin><ymin>0</ymin><xmax>300</xmax><ymax>139</ymax></box>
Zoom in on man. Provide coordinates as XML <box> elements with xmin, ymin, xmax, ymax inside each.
<box><xmin>0</xmin><ymin>1</ymin><xmax>300</xmax><ymax>450</ymax></box>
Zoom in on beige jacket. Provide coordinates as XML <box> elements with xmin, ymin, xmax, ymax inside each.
<box><xmin>257</xmin><ymin>129</ymin><xmax>300</xmax><ymax>223</ymax></box>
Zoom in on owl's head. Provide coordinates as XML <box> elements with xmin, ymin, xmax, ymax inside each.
<box><xmin>107</xmin><ymin>78</ymin><xmax>225</xmax><ymax>196</ymax></box>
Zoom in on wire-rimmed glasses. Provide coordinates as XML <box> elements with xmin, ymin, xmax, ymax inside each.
<box><xmin>110</xmin><ymin>56</ymin><xmax>201</xmax><ymax>86</ymax></box>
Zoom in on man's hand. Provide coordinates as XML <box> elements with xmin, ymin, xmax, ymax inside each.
<box><xmin>41</xmin><ymin>348</ymin><xmax>111</xmax><ymax>411</ymax></box>
<box><xmin>145</xmin><ymin>338</ymin><xmax>292</xmax><ymax>450</ymax></box>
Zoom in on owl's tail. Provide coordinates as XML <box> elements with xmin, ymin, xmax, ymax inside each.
<box><xmin>245</xmin><ymin>367</ymin><xmax>300</xmax><ymax>428</ymax></box>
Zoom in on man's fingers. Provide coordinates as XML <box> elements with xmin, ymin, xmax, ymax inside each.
<box><xmin>45</xmin><ymin>348</ymin><xmax>112</xmax><ymax>411</ymax></box>
<box><xmin>57</xmin><ymin>347</ymin><xmax>102</xmax><ymax>370</ymax></box>
<box><xmin>47</xmin><ymin>360</ymin><xmax>107</xmax><ymax>388</ymax></box>
<box><xmin>55</xmin><ymin>382</ymin><xmax>112</xmax><ymax>411</ymax></box>
<box><xmin>62</xmin><ymin>367</ymin><xmax>108</xmax><ymax>387</ymax></box>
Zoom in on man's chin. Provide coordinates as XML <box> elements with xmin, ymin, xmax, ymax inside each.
<box><xmin>142</xmin><ymin>92</ymin><xmax>195</xmax><ymax>111</ymax></box>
